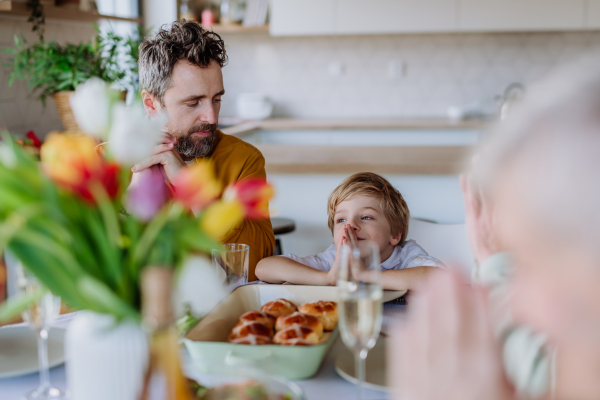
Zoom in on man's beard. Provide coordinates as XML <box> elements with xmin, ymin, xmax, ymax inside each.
<box><xmin>172</xmin><ymin>123</ymin><xmax>218</xmax><ymax>158</ymax></box>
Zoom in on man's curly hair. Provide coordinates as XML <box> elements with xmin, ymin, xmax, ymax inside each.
<box><xmin>139</xmin><ymin>20</ymin><xmax>228</xmax><ymax>106</ymax></box>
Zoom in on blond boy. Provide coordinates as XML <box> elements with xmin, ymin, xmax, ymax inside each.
<box><xmin>256</xmin><ymin>173</ymin><xmax>444</xmax><ymax>291</ymax></box>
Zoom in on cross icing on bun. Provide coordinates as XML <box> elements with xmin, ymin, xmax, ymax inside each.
<box><xmin>276</xmin><ymin>312</ymin><xmax>323</xmax><ymax>337</ymax></box>
<box><xmin>273</xmin><ymin>324</ymin><xmax>319</xmax><ymax>345</ymax></box>
<box><xmin>237</xmin><ymin>311</ymin><xmax>276</xmax><ymax>330</ymax></box>
<box><xmin>228</xmin><ymin>321</ymin><xmax>273</xmax><ymax>341</ymax></box>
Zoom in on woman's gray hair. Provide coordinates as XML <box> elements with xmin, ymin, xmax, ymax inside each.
<box><xmin>138</xmin><ymin>21</ymin><xmax>228</xmax><ymax>106</ymax></box>
<box><xmin>476</xmin><ymin>55</ymin><xmax>600</xmax><ymax>252</ymax></box>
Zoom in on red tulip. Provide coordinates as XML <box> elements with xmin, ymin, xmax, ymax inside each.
<box><xmin>222</xmin><ymin>178</ymin><xmax>274</xmax><ymax>220</ymax></box>
<box><xmin>25</xmin><ymin>131</ymin><xmax>43</xmax><ymax>148</ymax></box>
<box><xmin>40</xmin><ymin>132</ymin><xmax>119</xmax><ymax>203</ymax></box>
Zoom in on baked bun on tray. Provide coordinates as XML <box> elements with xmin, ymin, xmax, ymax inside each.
<box><xmin>228</xmin><ymin>321</ymin><xmax>273</xmax><ymax>341</ymax></box>
<box><xmin>298</xmin><ymin>301</ymin><xmax>338</xmax><ymax>331</ymax></box>
<box><xmin>275</xmin><ymin>312</ymin><xmax>323</xmax><ymax>337</ymax></box>
<box><xmin>237</xmin><ymin>311</ymin><xmax>275</xmax><ymax>330</ymax></box>
<box><xmin>273</xmin><ymin>324</ymin><xmax>319</xmax><ymax>345</ymax></box>
<box><xmin>260</xmin><ymin>298</ymin><xmax>297</xmax><ymax>318</ymax></box>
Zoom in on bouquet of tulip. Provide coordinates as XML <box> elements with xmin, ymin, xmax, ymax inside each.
<box><xmin>0</xmin><ymin>78</ymin><xmax>273</xmax><ymax>322</ymax></box>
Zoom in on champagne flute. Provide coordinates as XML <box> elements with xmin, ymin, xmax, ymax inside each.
<box><xmin>337</xmin><ymin>240</ymin><xmax>383</xmax><ymax>400</ymax></box>
<box><xmin>16</xmin><ymin>264</ymin><xmax>67</xmax><ymax>399</ymax></box>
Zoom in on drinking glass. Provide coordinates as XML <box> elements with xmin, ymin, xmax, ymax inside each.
<box><xmin>15</xmin><ymin>264</ymin><xmax>66</xmax><ymax>399</ymax></box>
<box><xmin>212</xmin><ymin>243</ymin><xmax>250</xmax><ymax>292</ymax></box>
<box><xmin>337</xmin><ymin>240</ymin><xmax>383</xmax><ymax>400</ymax></box>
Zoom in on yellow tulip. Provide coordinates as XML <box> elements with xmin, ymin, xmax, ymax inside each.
<box><xmin>41</xmin><ymin>132</ymin><xmax>100</xmax><ymax>186</ymax></box>
<box><xmin>200</xmin><ymin>200</ymin><xmax>245</xmax><ymax>239</ymax></box>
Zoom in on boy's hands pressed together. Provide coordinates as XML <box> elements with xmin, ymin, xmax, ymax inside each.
<box><xmin>327</xmin><ymin>224</ymin><xmax>353</xmax><ymax>285</ymax></box>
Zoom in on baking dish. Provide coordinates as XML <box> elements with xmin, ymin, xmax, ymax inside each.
<box><xmin>184</xmin><ymin>285</ymin><xmax>341</xmax><ymax>380</ymax></box>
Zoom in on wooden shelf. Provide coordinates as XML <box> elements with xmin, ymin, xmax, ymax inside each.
<box><xmin>258</xmin><ymin>145</ymin><xmax>473</xmax><ymax>175</ymax></box>
<box><xmin>0</xmin><ymin>1</ymin><xmax>140</xmax><ymax>23</ymax></box>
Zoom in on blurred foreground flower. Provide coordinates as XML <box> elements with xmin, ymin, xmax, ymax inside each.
<box><xmin>200</xmin><ymin>200</ymin><xmax>245</xmax><ymax>239</ymax></box>
<box><xmin>69</xmin><ymin>78</ymin><xmax>113</xmax><ymax>139</ymax></box>
<box><xmin>172</xmin><ymin>160</ymin><xmax>221</xmax><ymax>210</ymax></box>
<box><xmin>41</xmin><ymin>133</ymin><xmax>119</xmax><ymax>202</ymax></box>
<box><xmin>223</xmin><ymin>178</ymin><xmax>274</xmax><ymax>219</ymax></box>
<box><xmin>200</xmin><ymin>179</ymin><xmax>274</xmax><ymax>239</ymax></box>
<box><xmin>107</xmin><ymin>104</ymin><xmax>165</xmax><ymax>165</ymax></box>
<box><xmin>127</xmin><ymin>165</ymin><xmax>170</xmax><ymax>221</ymax></box>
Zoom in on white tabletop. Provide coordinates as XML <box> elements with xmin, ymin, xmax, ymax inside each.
<box><xmin>0</xmin><ymin>303</ymin><xmax>405</xmax><ymax>400</ymax></box>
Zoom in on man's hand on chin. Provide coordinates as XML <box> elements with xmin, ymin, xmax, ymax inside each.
<box><xmin>131</xmin><ymin>134</ymin><xmax>187</xmax><ymax>183</ymax></box>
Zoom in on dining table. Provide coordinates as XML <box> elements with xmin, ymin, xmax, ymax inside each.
<box><xmin>0</xmin><ymin>301</ymin><xmax>406</xmax><ymax>400</ymax></box>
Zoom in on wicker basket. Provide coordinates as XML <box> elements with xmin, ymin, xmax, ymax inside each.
<box><xmin>53</xmin><ymin>91</ymin><xmax>80</xmax><ymax>132</ymax></box>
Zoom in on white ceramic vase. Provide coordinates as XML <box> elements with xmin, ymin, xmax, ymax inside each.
<box><xmin>65</xmin><ymin>311</ymin><xmax>149</xmax><ymax>400</ymax></box>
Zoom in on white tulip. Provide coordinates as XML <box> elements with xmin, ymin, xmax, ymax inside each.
<box><xmin>69</xmin><ymin>78</ymin><xmax>112</xmax><ymax>139</ymax></box>
<box><xmin>174</xmin><ymin>255</ymin><xmax>228</xmax><ymax>317</ymax></box>
<box><xmin>107</xmin><ymin>103</ymin><xmax>165</xmax><ymax>165</ymax></box>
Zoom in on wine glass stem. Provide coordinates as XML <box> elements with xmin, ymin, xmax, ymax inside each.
<box><xmin>37</xmin><ymin>328</ymin><xmax>51</xmax><ymax>391</ymax></box>
<box><xmin>354</xmin><ymin>349</ymin><xmax>368</xmax><ymax>400</ymax></box>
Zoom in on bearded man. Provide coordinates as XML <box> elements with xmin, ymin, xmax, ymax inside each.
<box><xmin>134</xmin><ymin>21</ymin><xmax>274</xmax><ymax>281</ymax></box>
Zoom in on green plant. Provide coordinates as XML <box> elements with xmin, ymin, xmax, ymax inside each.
<box><xmin>26</xmin><ymin>0</ymin><xmax>45</xmax><ymax>41</ymax></box>
<box><xmin>3</xmin><ymin>27</ymin><xmax>141</xmax><ymax>105</ymax></box>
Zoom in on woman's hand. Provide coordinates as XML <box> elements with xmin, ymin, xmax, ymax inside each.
<box><xmin>390</xmin><ymin>270</ymin><xmax>515</xmax><ymax>400</ymax></box>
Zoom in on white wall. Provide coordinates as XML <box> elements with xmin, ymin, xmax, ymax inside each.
<box><xmin>270</xmin><ymin>174</ymin><xmax>465</xmax><ymax>257</ymax></box>
<box><xmin>142</xmin><ymin>0</ymin><xmax>177</xmax><ymax>34</ymax></box>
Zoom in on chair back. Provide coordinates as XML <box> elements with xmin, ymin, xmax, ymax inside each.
<box><xmin>407</xmin><ymin>218</ymin><xmax>475</xmax><ymax>277</ymax></box>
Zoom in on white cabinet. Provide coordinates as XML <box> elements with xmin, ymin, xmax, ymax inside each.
<box><xmin>269</xmin><ymin>0</ymin><xmax>336</xmax><ymax>36</ymax></box>
<box><xmin>337</xmin><ymin>0</ymin><xmax>456</xmax><ymax>34</ymax></box>
<box><xmin>270</xmin><ymin>0</ymin><xmax>595</xmax><ymax>36</ymax></box>
<box><xmin>458</xmin><ymin>0</ymin><xmax>586</xmax><ymax>32</ymax></box>
<box><xmin>587</xmin><ymin>0</ymin><xmax>600</xmax><ymax>28</ymax></box>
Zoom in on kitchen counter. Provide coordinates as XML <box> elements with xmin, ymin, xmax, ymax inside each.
<box><xmin>220</xmin><ymin>118</ymin><xmax>488</xmax><ymax>174</ymax></box>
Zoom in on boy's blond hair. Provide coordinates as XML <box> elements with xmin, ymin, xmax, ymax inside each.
<box><xmin>327</xmin><ymin>172</ymin><xmax>410</xmax><ymax>244</ymax></box>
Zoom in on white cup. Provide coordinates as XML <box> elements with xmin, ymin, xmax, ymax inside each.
<box><xmin>236</xmin><ymin>93</ymin><xmax>273</xmax><ymax>120</ymax></box>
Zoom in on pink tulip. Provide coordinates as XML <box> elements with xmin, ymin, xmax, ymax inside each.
<box><xmin>127</xmin><ymin>165</ymin><xmax>170</xmax><ymax>221</ymax></box>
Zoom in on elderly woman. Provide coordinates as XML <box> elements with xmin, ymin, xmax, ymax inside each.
<box><xmin>392</xmin><ymin>57</ymin><xmax>600</xmax><ymax>400</ymax></box>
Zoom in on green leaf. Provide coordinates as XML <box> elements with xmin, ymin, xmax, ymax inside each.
<box><xmin>77</xmin><ymin>277</ymin><xmax>139</xmax><ymax>320</ymax></box>
<box><xmin>0</xmin><ymin>288</ymin><xmax>45</xmax><ymax>322</ymax></box>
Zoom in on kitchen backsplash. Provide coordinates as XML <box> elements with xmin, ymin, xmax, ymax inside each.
<box><xmin>219</xmin><ymin>30</ymin><xmax>600</xmax><ymax>118</ymax></box>
<box><xmin>2</xmin><ymin>14</ymin><xmax>600</xmax><ymax>135</ymax></box>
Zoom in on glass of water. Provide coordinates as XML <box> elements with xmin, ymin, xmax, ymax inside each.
<box><xmin>337</xmin><ymin>240</ymin><xmax>383</xmax><ymax>400</ymax></box>
<box><xmin>16</xmin><ymin>264</ymin><xmax>66</xmax><ymax>399</ymax></box>
<box><xmin>212</xmin><ymin>243</ymin><xmax>250</xmax><ymax>291</ymax></box>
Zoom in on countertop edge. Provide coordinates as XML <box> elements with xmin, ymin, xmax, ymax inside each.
<box><xmin>221</xmin><ymin>118</ymin><xmax>491</xmax><ymax>136</ymax></box>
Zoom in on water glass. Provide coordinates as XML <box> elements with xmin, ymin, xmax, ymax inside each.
<box><xmin>15</xmin><ymin>263</ymin><xmax>67</xmax><ymax>399</ymax></box>
<box><xmin>337</xmin><ymin>240</ymin><xmax>383</xmax><ymax>400</ymax></box>
<box><xmin>212</xmin><ymin>243</ymin><xmax>250</xmax><ymax>291</ymax></box>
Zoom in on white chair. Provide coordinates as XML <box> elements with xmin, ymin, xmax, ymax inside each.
<box><xmin>407</xmin><ymin>218</ymin><xmax>476</xmax><ymax>277</ymax></box>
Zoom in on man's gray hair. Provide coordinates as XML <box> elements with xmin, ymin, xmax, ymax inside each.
<box><xmin>138</xmin><ymin>20</ymin><xmax>228</xmax><ymax>106</ymax></box>
<box><xmin>476</xmin><ymin>55</ymin><xmax>600</xmax><ymax>252</ymax></box>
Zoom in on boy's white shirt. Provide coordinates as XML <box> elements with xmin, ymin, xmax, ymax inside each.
<box><xmin>281</xmin><ymin>239</ymin><xmax>445</xmax><ymax>272</ymax></box>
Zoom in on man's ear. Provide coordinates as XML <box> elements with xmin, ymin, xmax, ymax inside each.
<box><xmin>142</xmin><ymin>89</ymin><xmax>161</xmax><ymax>117</ymax></box>
<box><xmin>389</xmin><ymin>231</ymin><xmax>402</xmax><ymax>246</ymax></box>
